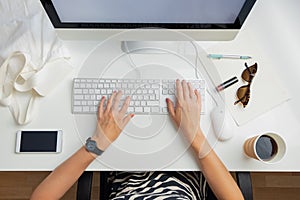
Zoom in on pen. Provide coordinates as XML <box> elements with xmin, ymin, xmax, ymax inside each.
<box><xmin>217</xmin><ymin>76</ymin><xmax>238</xmax><ymax>91</ymax></box>
<box><xmin>208</xmin><ymin>54</ymin><xmax>252</xmax><ymax>60</ymax></box>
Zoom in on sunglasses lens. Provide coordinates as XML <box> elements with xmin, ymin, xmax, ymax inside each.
<box><xmin>242</xmin><ymin>63</ymin><xmax>258</xmax><ymax>82</ymax></box>
<box><xmin>235</xmin><ymin>85</ymin><xmax>250</xmax><ymax>107</ymax></box>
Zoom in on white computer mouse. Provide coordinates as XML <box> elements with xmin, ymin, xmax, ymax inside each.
<box><xmin>210</xmin><ymin>106</ymin><xmax>235</xmax><ymax>141</ymax></box>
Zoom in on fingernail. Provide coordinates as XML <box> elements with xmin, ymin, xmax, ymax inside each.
<box><xmin>166</xmin><ymin>98</ymin><xmax>169</xmax><ymax>103</ymax></box>
<box><xmin>131</xmin><ymin>113</ymin><xmax>135</xmax><ymax>118</ymax></box>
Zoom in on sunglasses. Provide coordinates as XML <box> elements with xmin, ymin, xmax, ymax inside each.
<box><xmin>234</xmin><ymin>63</ymin><xmax>258</xmax><ymax>107</ymax></box>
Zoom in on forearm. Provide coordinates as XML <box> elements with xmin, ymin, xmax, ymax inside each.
<box><xmin>192</xmin><ymin>131</ymin><xmax>244</xmax><ymax>200</ymax></box>
<box><xmin>30</xmin><ymin>147</ymin><xmax>95</xmax><ymax>200</ymax></box>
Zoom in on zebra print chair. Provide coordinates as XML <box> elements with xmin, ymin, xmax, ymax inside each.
<box><xmin>76</xmin><ymin>171</ymin><xmax>253</xmax><ymax>200</ymax></box>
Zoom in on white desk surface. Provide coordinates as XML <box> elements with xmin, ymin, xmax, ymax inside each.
<box><xmin>1</xmin><ymin>0</ymin><xmax>300</xmax><ymax>171</ymax></box>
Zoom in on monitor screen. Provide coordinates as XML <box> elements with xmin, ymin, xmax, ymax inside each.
<box><xmin>53</xmin><ymin>0</ymin><xmax>244</xmax><ymax>24</ymax></box>
<box><xmin>41</xmin><ymin>0</ymin><xmax>256</xmax><ymax>29</ymax></box>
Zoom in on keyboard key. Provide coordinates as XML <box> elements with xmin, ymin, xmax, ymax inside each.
<box><xmin>162</xmin><ymin>107</ymin><xmax>168</xmax><ymax>113</ymax></box>
<box><xmin>74</xmin><ymin>89</ymin><xmax>82</xmax><ymax>94</ymax></box>
<box><xmin>74</xmin><ymin>101</ymin><xmax>81</xmax><ymax>106</ymax></box>
<box><xmin>135</xmin><ymin>107</ymin><xmax>143</xmax><ymax>112</ymax></box>
<box><xmin>80</xmin><ymin>83</ymin><xmax>86</xmax><ymax>88</ymax></box>
<box><xmin>152</xmin><ymin>84</ymin><xmax>159</xmax><ymax>89</ymax></box>
<box><xmin>151</xmin><ymin>107</ymin><xmax>160</xmax><ymax>113</ymax></box>
<box><xmin>73</xmin><ymin>106</ymin><xmax>82</xmax><ymax>112</ymax></box>
<box><xmin>83</xmin><ymin>106</ymin><xmax>90</xmax><ymax>112</ymax></box>
<box><xmin>128</xmin><ymin>107</ymin><xmax>134</xmax><ymax>113</ymax></box>
<box><xmin>90</xmin><ymin>106</ymin><xmax>97</xmax><ymax>112</ymax></box>
<box><xmin>149</xmin><ymin>95</ymin><xmax>155</xmax><ymax>100</ymax></box>
<box><xmin>84</xmin><ymin>95</ymin><xmax>90</xmax><ymax>100</ymax></box>
<box><xmin>95</xmin><ymin>89</ymin><xmax>100</xmax><ymax>94</ymax></box>
<box><xmin>98</xmin><ymin>83</ymin><xmax>103</xmax><ymax>88</ymax></box>
<box><xmin>89</xmin><ymin>89</ymin><xmax>94</xmax><ymax>94</ymax></box>
<box><xmin>147</xmin><ymin>101</ymin><xmax>159</xmax><ymax>106</ymax></box>
<box><xmin>74</xmin><ymin>95</ymin><xmax>84</xmax><ymax>100</ymax></box>
<box><xmin>144</xmin><ymin>107</ymin><xmax>151</xmax><ymax>112</ymax></box>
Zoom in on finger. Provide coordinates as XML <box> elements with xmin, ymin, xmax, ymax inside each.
<box><xmin>113</xmin><ymin>91</ymin><xmax>123</xmax><ymax>110</ymax></box>
<box><xmin>175</xmin><ymin>79</ymin><xmax>183</xmax><ymax>100</ymax></box>
<box><xmin>166</xmin><ymin>98</ymin><xmax>175</xmax><ymax>118</ymax></box>
<box><xmin>98</xmin><ymin>96</ymin><xmax>106</xmax><ymax>118</ymax></box>
<box><xmin>188</xmin><ymin>82</ymin><xmax>195</xmax><ymax>99</ymax></box>
<box><xmin>105</xmin><ymin>91</ymin><xmax>116</xmax><ymax>113</ymax></box>
<box><xmin>195</xmin><ymin>89</ymin><xmax>202</xmax><ymax>107</ymax></box>
<box><xmin>175</xmin><ymin>99</ymin><xmax>182</xmax><ymax>117</ymax></box>
<box><xmin>122</xmin><ymin>113</ymin><xmax>134</xmax><ymax>127</ymax></box>
<box><xmin>120</xmin><ymin>96</ymin><xmax>131</xmax><ymax>115</ymax></box>
<box><xmin>182</xmin><ymin>80</ymin><xmax>189</xmax><ymax>99</ymax></box>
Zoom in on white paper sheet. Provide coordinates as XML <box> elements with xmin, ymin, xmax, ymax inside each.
<box><xmin>206</xmin><ymin>33</ymin><xmax>290</xmax><ymax>126</ymax></box>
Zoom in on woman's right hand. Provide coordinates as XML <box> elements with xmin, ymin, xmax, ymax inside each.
<box><xmin>166</xmin><ymin>79</ymin><xmax>203</xmax><ymax>145</ymax></box>
<box><xmin>92</xmin><ymin>91</ymin><xmax>134</xmax><ymax>151</ymax></box>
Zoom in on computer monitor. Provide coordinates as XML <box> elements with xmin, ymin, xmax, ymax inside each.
<box><xmin>40</xmin><ymin>0</ymin><xmax>256</xmax><ymax>41</ymax></box>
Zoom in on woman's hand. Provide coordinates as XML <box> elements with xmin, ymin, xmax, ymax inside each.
<box><xmin>92</xmin><ymin>91</ymin><xmax>134</xmax><ymax>151</ymax></box>
<box><xmin>166</xmin><ymin>80</ymin><xmax>203</xmax><ymax>145</ymax></box>
<box><xmin>166</xmin><ymin>82</ymin><xmax>244</xmax><ymax>200</ymax></box>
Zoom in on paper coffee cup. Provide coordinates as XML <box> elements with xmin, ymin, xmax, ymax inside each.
<box><xmin>243</xmin><ymin>132</ymin><xmax>286</xmax><ymax>164</ymax></box>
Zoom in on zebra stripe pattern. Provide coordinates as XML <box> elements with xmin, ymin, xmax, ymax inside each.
<box><xmin>107</xmin><ymin>171</ymin><xmax>207</xmax><ymax>200</ymax></box>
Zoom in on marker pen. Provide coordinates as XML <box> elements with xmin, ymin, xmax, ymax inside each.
<box><xmin>208</xmin><ymin>54</ymin><xmax>252</xmax><ymax>60</ymax></box>
<box><xmin>217</xmin><ymin>76</ymin><xmax>238</xmax><ymax>91</ymax></box>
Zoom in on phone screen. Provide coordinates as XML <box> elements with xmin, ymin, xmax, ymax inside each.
<box><xmin>20</xmin><ymin>131</ymin><xmax>58</xmax><ymax>152</ymax></box>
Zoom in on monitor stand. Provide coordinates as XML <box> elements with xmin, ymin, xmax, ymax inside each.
<box><xmin>121</xmin><ymin>41</ymin><xmax>186</xmax><ymax>54</ymax></box>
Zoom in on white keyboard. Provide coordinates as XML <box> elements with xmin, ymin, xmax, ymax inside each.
<box><xmin>72</xmin><ymin>78</ymin><xmax>205</xmax><ymax>114</ymax></box>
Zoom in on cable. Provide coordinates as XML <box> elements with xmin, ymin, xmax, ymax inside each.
<box><xmin>190</xmin><ymin>41</ymin><xmax>219</xmax><ymax>106</ymax></box>
<box><xmin>123</xmin><ymin>42</ymin><xmax>142</xmax><ymax>79</ymax></box>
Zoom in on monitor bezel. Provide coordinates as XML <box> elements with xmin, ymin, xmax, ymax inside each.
<box><xmin>40</xmin><ymin>0</ymin><xmax>256</xmax><ymax>30</ymax></box>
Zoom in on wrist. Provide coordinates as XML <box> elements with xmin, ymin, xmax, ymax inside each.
<box><xmin>83</xmin><ymin>146</ymin><xmax>99</xmax><ymax>159</ymax></box>
<box><xmin>191</xmin><ymin>130</ymin><xmax>212</xmax><ymax>159</ymax></box>
<box><xmin>85</xmin><ymin>137</ymin><xmax>104</xmax><ymax>157</ymax></box>
<box><xmin>91</xmin><ymin>133</ymin><xmax>110</xmax><ymax>151</ymax></box>
<box><xmin>191</xmin><ymin>130</ymin><xmax>204</xmax><ymax>150</ymax></box>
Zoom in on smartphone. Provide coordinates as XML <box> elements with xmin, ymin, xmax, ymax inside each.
<box><xmin>15</xmin><ymin>130</ymin><xmax>63</xmax><ymax>153</ymax></box>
